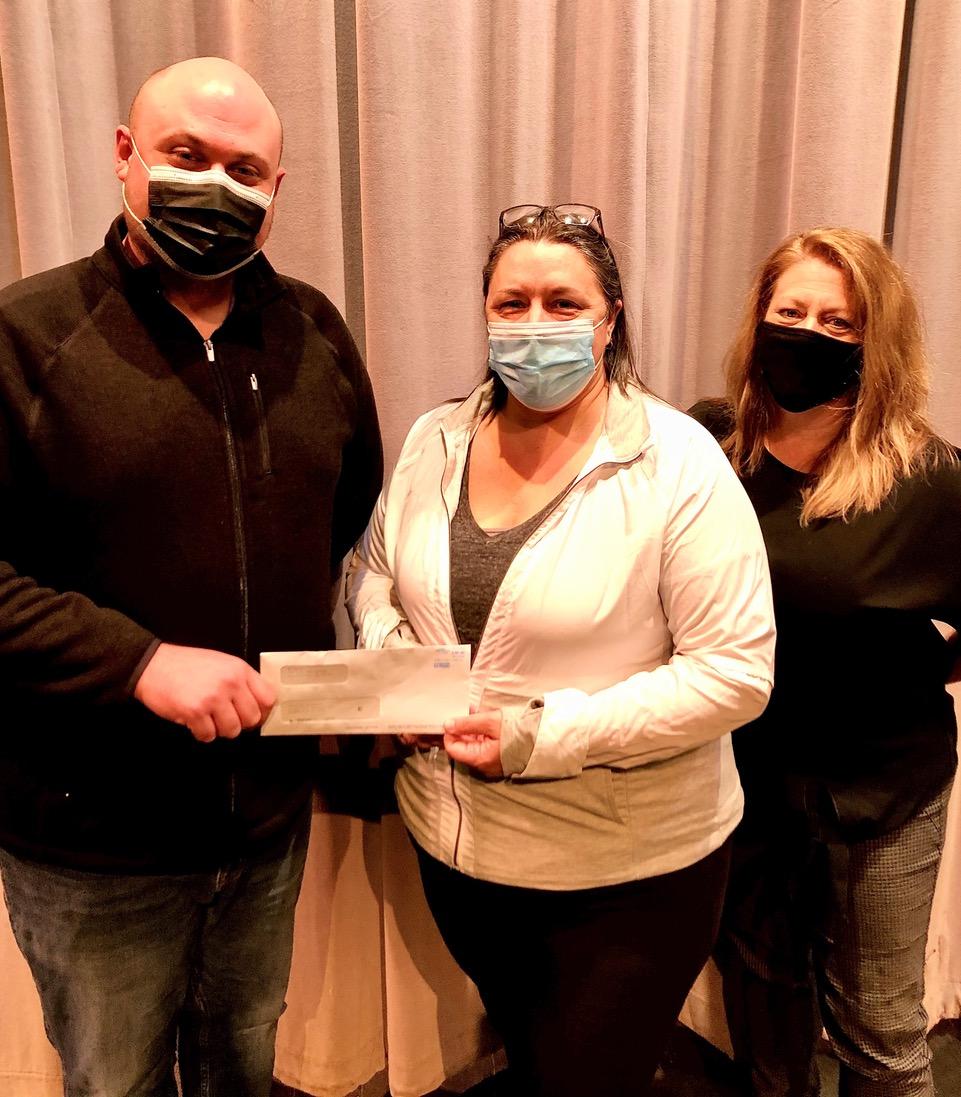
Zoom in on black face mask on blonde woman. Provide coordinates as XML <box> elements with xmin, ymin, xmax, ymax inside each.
<box><xmin>756</xmin><ymin>320</ymin><xmax>863</xmax><ymax>412</ymax></box>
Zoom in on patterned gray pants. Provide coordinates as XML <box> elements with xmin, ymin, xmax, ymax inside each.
<box><xmin>717</xmin><ymin>781</ymin><xmax>952</xmax><ymax>1097</ymax></box>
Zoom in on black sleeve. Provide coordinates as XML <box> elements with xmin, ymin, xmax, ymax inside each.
<box><xmin>331</xmin><ymin>345</ymin><xmax>384</xmax><ymax>567</ymax></box>
<box><xmin>687</xmin><ymin>398</ymin><xmax>734</xmax><ymax>443</ymax></box>
<box><xmin>304</xmin><ymin>294</ymin><xmax>384</xmax><ymax>567</ymax></box>
<box><xmin>280</xmin><ymin>279</ymin><xmax>385</xmax><ymax>570</ymax></box>
<box><xmin>0</xmin><ymin>339</ymin><xmax>157</xmax><ymax>703</ymax></box>
<box><xmin>921</xmin><ymin>454</ymin><xmax>961</xmax><ymax>631</ymax></box>
<box><xmin>0</xmin><ymin>562</ymin><xmax>158</xmax><ymax>702</ymax></box>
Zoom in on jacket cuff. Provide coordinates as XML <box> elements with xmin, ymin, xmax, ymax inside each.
<box><xmin>126</xmin><ymin>636</ymin><xmax>162</xmax><ymax>696</ymax></box>
<box><xmin>358</xmin><ymin>607</ymin><xmax>403</xmax><ymax>650</ymax></box>
<box><xmin>500</xmin><ymin>699</ymin><xmax>544</xmax><ymax>776</ymax></box>
<box><xmin>382</xmin><ymin>621</ymin><xmax>419</xmax><ymax>648</ymax></box>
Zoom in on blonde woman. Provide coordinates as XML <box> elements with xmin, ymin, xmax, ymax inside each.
<box><xmin>692</xmin><ymin>227</ymin><xmax>961</xmax><ymax>1097</ymax></box>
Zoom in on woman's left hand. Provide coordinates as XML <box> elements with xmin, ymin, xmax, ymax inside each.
<box><xmin>444</xmin><ymin>709</ymin><xmax>504</xmax><ymax>778</ymax></box>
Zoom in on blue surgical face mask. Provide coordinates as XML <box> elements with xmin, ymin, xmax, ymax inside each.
<box><xmin>487</xmin><ymin>315</ymin><xmax>607</xmax><ymax>412</ymax></box>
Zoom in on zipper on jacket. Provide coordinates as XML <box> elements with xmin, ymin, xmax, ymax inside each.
<box><xmin>442</xmin><ymin>447</ymin><xmax>639</xmax><ymax>868</ymax></box>
<box><xmin>205</xmin><ymin>337</ymin><xmax>246</xmax><ymax>824</ymax></box>
<box><xmin>249</xmin><ymin>373</ymin><xmax>273</xmax><ymax>476</ymax></box>
<box><xmin>449</xmin><ymin>759</ymin><xmax>465</xmax><ymax>868</ymax></box>
<box><xmin>442</xmin><ymin>438</ymin><xmax>470</xmax><ymax>869</ymax></box>
<box><xmin>204</xmin><ymin>338</ymin><xmax>250</xmax><ymax>658</ymax></box>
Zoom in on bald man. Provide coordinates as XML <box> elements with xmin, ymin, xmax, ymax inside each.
<box><xmin>0</xmin><ymin>57</ymin><xmax>382</xmax><ymax>1096</ymax></box>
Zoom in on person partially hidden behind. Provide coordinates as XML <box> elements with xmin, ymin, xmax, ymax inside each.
<box><xmin>349</xmin><ymin>204</ymin><xmax>775</xmax><ymax>1097</ymax></box>
<box><xmin>0</xmin><ymin>57</ymin><xmax>382</xmax><ymax>1096</ymax></box>
<box><xmin>692</xmin><ymin>227</ymin><xmax>961</xmax><ymax>1097</ymax></box>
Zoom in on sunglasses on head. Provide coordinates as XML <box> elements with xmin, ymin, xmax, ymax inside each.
<box><xmin>498</xmin><ymin>204</ymin><xmax>605</xmax><ymax>237</ymax></box>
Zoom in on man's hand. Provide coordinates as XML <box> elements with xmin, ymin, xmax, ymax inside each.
<box><xmin>945</xmin><ymin>628</ymin><xmax>961</xmax><ymax>685</ymax></box>
<box><xmin>134</xmin><ymin>642</ymin><xmax>276</xmax><ymax>743</ymax></box>
<box><xmin>443</xmin><ymin>709</ymin><xmax>504</xmax><ymax>778</ymax></box>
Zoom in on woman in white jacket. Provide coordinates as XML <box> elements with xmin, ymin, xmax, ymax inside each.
<box><xmin>348</xmin><ymin>205</ymin><xmax>775</xmax><ymax>1097</ymax></box>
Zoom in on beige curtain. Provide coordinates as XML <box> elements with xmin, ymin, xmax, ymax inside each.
<box><xmin>3</xmin><ymin>1</ymin><xmax>958</xmax><ymax>457</ymax></box>
<box><xmin>2</xmin><ymin>2</ymin><xmax>960</xmax><ymax>1095</ymax></box>
<box><xmin>891</xmin><ymin>0</ymin><xmax>961</xmax><ymax>440</ymax></box>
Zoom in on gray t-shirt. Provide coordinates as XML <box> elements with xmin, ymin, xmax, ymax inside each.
<box><xmin>449</xmin><ymin>441</ymin><xmax>568</xmax><ymax>665</ymax></box>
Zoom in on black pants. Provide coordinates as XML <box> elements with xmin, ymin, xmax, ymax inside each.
<box><xmin>414</xmin><ymin>838</ymin><xmax>732</xmax><ymax>1097</ymax></box>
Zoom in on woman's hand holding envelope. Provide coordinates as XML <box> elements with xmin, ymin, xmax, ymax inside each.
<box><xmin>442</xmin><ymin>709</ymin><xmax>504</xmax><ymax>778</ymax></box>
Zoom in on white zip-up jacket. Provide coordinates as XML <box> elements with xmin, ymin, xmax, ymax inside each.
<box><xmin>348</xmin><ymin>382</ymin><xmax>775</xmax><ymax>889</ymax></box>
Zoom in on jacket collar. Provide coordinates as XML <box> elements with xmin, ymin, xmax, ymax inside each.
<box><xmin>440</xmin><ymin>379</ymin><xmax>654</xmax><ymax>463</ymax></box>
<box><xmin>91</xmin><ymin>216</ymin><xmax>287</xmax><ymax>314</ymax></box>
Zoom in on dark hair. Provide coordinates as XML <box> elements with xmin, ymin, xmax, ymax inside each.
<box><xmin>482</xmin><ymin>211</ymin><xmax>639</xmax><ymax>407</ymax></box>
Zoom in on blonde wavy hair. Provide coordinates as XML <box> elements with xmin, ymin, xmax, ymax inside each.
<box><xmin>724</xmin><ymin>226</ymin><xmax>953</xmax><ymax>524</ymax></box>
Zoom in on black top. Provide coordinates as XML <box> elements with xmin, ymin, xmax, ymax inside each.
<box><xmin>690</xmin><ymin>400</ymin><xmax>961</xmax><ymax>836</ymax></box>
<box><xmin>0</xmin><ymin>218</ymin><xmax>383</xmax><ymax>871</ymax></box>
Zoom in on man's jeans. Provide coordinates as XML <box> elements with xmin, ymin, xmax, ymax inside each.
<box><xmin>0</xmin><ymin>817</ymin><xmax>309</xmax><ymax>1097</ymax></box>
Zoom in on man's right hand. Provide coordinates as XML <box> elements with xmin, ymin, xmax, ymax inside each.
<box><xmin>134</xmin><ymin>643</ymin><xmax>276</xmax><ymax>743</ymax></box>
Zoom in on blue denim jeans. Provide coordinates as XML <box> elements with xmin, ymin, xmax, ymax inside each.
<box><xmin>0</xmin><ymin>816</ymin><xmax>309</xmax><ymax>1097</ymax></box>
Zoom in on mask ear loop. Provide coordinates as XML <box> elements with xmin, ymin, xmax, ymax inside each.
<box><xmin>120</xmin><ymin>133</ymin><xmax>151</xmax><ymax>237</ymax></box>
<box><xmin>127</xmin><ymin>134</ymin><xmax>151</xmax><ymax>173</ymax></box>
<box><xmin>589</xmin><ymin>313</ymin><xmax>610</xmax><ymax>371</ymax></box>
<box><xmin>121</xmin><ymin>184</ymin><xmax>144</xmax><ymax>231</ymax></box>
<box><xmin>595</xmin><ymin>311</ymin><xmax>617</xmax><ymax>368</ymax></box>
<box><xmin>121</xmin><ymin>161</ymin><xmax>148</xmax><ymax>238</ymax></box>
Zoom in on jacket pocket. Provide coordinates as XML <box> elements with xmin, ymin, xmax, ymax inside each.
<box><xmin>249</xmin><ymin>373</ymin><xmax>273</xmax><ymax>476</ymax></box>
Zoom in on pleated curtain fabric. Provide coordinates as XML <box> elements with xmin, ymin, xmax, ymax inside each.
<box><xmin>1</xmin><ymin>3</ymin><xmax>960</xmax><ymax>1096</ymax></box>
<box><xmin>892</xmin><ymin>0</ymin><xmax>961</xmax><ymax>443</ymax></box>
<box><xmin>3</xmin><ymin>0</ymin><xmax>958</xmax><ymax>454</ymax></box>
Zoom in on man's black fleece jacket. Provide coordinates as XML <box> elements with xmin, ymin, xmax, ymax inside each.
<box><xmin>0</xmin><ymin>218</ymin><xmax>383</xmax><ymax>872</ymax></box>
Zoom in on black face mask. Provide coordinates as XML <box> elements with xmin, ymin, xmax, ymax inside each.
<box><xmin>123</xmin><ymin>141</ymin><xmax>273</xmax><ymax>280</ymax></box>
<box><xmin>140</xmin><ymin>175</ymin><xmax>269</xmax><ymax>279</ymax></box>
<box><xmin>755</xmin><ymin>320</ymin><xmax>863</xmax><ymax>413</ymax></box>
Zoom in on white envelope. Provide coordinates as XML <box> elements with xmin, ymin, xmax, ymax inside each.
<box><xmin>259</xmin><ymin>645</ymin><xmax>471</xmax><ymax>735</ymax></box>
